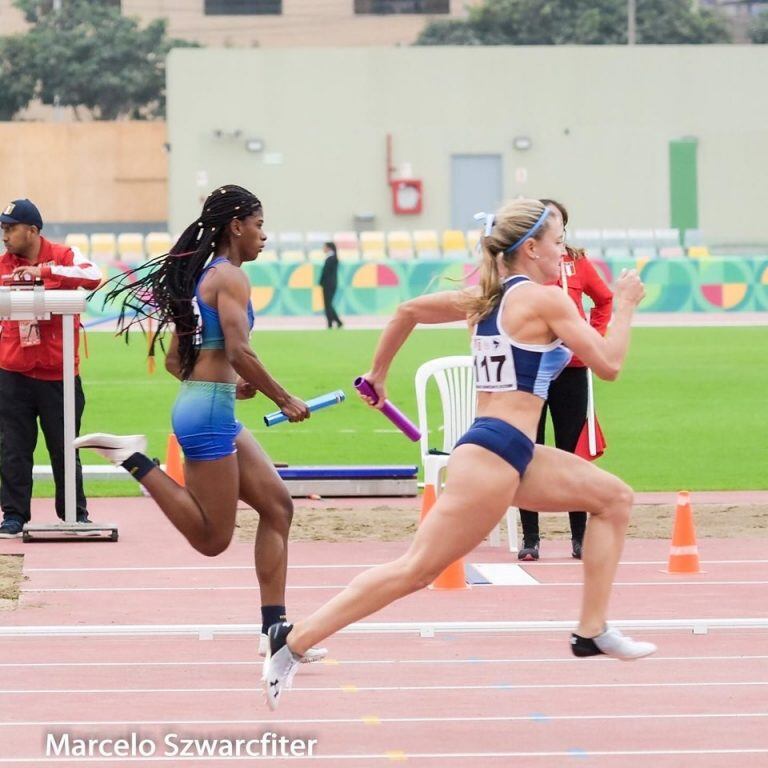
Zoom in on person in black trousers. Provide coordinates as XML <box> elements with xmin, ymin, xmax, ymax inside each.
<box><xmin>319</xmin><ymin>241</ymin><xmax>342</xmax><ymax>329</ymax></box>
<box><xmin>0</xmin><ymin>198</ymin><xmax>102</xmax><ymax>538</ymax></box>
<box><xmin>518</xmin><ymin>198</ymin><xmax>613</xmax><ymax>562</ymax></box>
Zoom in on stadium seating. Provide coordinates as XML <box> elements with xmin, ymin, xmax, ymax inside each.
<box><xmin>413</xmin><ymin>229</ymin><xmax>440</xmax><ymax>260</ymax></box>
<box><xmin>306</xmin><ymin>231</ymin><xmax>331</xmax><ymax>263</ymax></box>
<box><xmin>64</xmin><ymin>233</ymin><xmax>90</xmax><ymax>259</ymax></box>
<box><xmin>571</xmin><ymin>229</ymin><xmax>602</xmax><ymax>251</ymax></box>
<box><xmin>386</xmin><ymin>230</ymin><xmax>415</xmax><ymax>261</ymax></box>
<box><xmin>601</xmin><ymin>229</ymin><xmax>632</xmax><ymax>259</ymax></box>
<box><xmin>74</xmin><ymin>226</ymin><xmax>719</xmax><ymax>267</ymax></box>
<box><xmin>360</xmin><ymin>231</ymin><xmax>387</xmax><ymax>261</ymax></box>
<box><xmin>116</xmin><ymin>232</ymin><xmax>145</xmax><ymax>263</ymax></box>
<box><xmin>466</xmin><ymin>229</ymin><xmax>481</xmax><ymax>256</ymax></box>
<box><xmin>441</xmin><ymin>229</ymin><xmax>468</xmax><ymax>259</ymax></box>
<box><xmin>145</xmin><ymin>232</ymin><xmax>172</xmax><ymax>259</ymax></box>
<box><xmin>89</xmin><ymin>233</ymin><xmax>117</xmax><ymax>266</ymax></box>
<box><xmin>333</xmin><ymin>231</ymin><xmax>361</xmax><ymax>263</ymax></box>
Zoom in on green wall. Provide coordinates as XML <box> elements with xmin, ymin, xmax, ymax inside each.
<box><xmin>84</xmin><ymin>257</ymin><xmax>768</xmax><ymax>323</ymax></box>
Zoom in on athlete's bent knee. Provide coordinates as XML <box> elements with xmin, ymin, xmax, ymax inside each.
<box><xmin>196</xmin><ymin>535</ymin><xmax>232</xmax><ymax>557</ymax></box>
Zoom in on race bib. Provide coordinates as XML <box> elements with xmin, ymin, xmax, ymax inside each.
<box><xmin>472</xmin><ymin>335</ymin><xmax>516</xmax><ymax>390</ymax></box>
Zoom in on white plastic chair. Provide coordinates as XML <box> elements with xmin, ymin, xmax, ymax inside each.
<box><xmin>414</xmin><ymin>355</ymin><xmax>518</xmax><ymax>552</ymax></box>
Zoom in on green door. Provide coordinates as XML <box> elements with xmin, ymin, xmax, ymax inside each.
<box><xmin>669</xmin><ymin>138</ymin><xmax>699</xmax><ymax>234</ymax></box>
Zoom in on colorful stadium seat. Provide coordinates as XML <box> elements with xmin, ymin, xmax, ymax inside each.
<box><xmin>413</xmin><ymin>230</ymin><xmax>440</xmax><ymax>259</ymax></box>
<box><xmin>116</xmin><ymin>232</ymin><xmax>145</xmax><ymax>264</ymax></box>
<box><xmin>441</xmin><ymin>229</ymin><xmax>468</xmax><ymax>259</ymax></box>
<box><xmin>386</xmin><ymin>230</ymin><xmax>415</xmax><ymax>261</ymax></box>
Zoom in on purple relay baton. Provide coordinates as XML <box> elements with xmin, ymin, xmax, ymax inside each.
<box><xmin>354</xmin><ymin>377</ymin><xmax>421</xmax><ymax>442</ymax></box>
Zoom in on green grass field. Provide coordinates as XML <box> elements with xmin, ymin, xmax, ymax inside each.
<box><xmin>32</xmin><ymin>325</ymin><xmax>768</xmax><ymax>496</ymax></box>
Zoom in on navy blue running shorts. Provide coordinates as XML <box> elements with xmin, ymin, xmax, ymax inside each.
<box><xmin>454</xmin><ymin>417</ymin><xmax>535</xmax><ymax>477</ymax></box>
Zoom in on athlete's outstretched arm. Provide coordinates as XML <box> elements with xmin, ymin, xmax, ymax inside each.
<box><xmin>363</xmin><ymin>290</ymin><xmax>469</xmax><ymax>403</ymax></box>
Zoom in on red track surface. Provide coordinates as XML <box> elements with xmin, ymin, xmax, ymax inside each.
<box><xmin>1</xmin><ymin>497</ymin><xmax>767</xmax><ymax>766</ymax></box>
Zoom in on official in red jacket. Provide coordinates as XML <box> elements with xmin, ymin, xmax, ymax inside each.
<box><xmin>0</xmin><ymin>199</ymin><xmax>102</xmax><ymax>537</ymax></box>
<box><xmin>518</xmin><ymin>199</ymin><xmax>613</xmax><ymax>561</ymax></box>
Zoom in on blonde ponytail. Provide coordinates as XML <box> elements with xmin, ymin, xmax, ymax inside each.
<box><xmin>463</xmin><ymin>198</ymin><xmax>550</xmax><ymax>321</ymax></box>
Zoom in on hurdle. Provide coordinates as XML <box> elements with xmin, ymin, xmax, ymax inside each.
<box><xmin>0</xmin><ymin>284</ymin><xmax>118</xmax><ymax>541</ymax></box>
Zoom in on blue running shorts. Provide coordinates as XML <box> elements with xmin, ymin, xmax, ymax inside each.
<box><xmin>454</xmin><ymin>416</ymin><xmax>535</xmax><ymax>477</ymax></box>
<box><xmin>171</xmin><ymin>381</ymin><xmax>244</xmax><ymax>461</ymax></box>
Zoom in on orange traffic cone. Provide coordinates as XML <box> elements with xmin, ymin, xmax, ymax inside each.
<box><xmin>420</xmin><ymin>481</ymin><xmax>468</xmax><ymax>591</ymax></box>
<box><xmin>165</xmin><ymin>434</ymin><xmax>185</xmax><ymax>487</ymax></box>
<box><xmin>666</xmin><ymin>491</ymin><xmax>701</xmax><ymax>574</ymax></box>
<box><xmin>419</xmin><ymin>482</ymin><xmax>437</xmax><ymax>523</ymax></box>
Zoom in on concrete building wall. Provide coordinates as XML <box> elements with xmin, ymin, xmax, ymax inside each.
<box><xmin>167</xmin><ymin>45</ymin><xmax>768</xmax><ymax>245</ymax></box>
<box><xmin>0</xmin><ymin>0</ymin><xmax>27</xmax><ymax>34</ymax></box>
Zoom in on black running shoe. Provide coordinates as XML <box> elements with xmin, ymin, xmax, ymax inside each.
<box><xmin>517</xmin><ymin>540</ymin><xmax>540</xmax><ymax>561</ymax></box>
<box><xmin>571</xmin><ymin>540</ymin><xmax>583</xmax><ymax>560</ymax></box>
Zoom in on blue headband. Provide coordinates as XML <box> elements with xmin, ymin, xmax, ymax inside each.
<box><xmin>503</xmin><ymin>208</ymin><xmax>550</xmax><ymax>255</ymax></box>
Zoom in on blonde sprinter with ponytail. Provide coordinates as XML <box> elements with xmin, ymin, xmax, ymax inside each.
<box><xmin>262</xmin><ymin>198</ymin><xmax>654</xmax><ymax>710</ymax></box>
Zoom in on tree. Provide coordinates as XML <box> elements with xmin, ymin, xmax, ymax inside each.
<box><xmin>416</xmin><ymin>0</ymin><xmax>732</xmax><ymax>46</ymax></box>
<box><xmin>749</xmin><ymin>11</ymin><xmax>768</xmax><ymax>43</ymax></box>
<box><xmin>0</xmin><ymin>0</ymin><xmax>197</xmax><ymax>120</ymax></box>
<box><xmin>0</xmin><ymin>36</ymin><xmax>37</xmax><ymax>120</ymax></box>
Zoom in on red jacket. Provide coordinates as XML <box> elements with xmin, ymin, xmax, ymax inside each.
<box><xmin>0</xmin><ymin>237</ymin><xmax>102</xmax><ymax>380</ymax></box>
<box><xmin>557</xmin><ymin>253</ymin><xmax>613</xmax><ymax>368</ymax></box>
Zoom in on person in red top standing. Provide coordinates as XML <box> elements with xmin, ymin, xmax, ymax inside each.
<box><xmin>0</xmin><ymin>199</ymin><xmax>102</xmax><ymax>537</ymax></box>
<box><xmin>518</xmin><ymin>199</ymin><xmax>613</xmax><ymax>561</ymax></box>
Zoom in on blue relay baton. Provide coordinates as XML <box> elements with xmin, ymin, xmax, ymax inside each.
<box><xmin>263</xmin><ymin>390</ymin><xmax>346</xmax><ymax>427</ymax></box>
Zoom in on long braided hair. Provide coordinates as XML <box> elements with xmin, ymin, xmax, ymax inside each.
<box><xmin>102</xmin><ymin>185</ymin><xmax>262</xmax><ymax>379</ymax></box>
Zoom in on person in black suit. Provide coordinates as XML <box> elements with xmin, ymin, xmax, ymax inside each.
<box><xmin>319</xmin><ymin>242</ymin><xmax>343</xmax><ymax>329</ymax></box>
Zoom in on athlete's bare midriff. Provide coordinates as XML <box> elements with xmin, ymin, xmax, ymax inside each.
<box><xmin>475</xmin><ymin>389</ymin><xmax>545</xmax><ymax>442</ymax></box>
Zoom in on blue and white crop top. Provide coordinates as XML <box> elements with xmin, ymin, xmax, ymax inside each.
<box><xmin>471</xmin><ymin>275</ymin><xmax>572</xmax><ymax>399</ymax></box>
<box><xmin>194</xmin><ymin>256</ymin><xmax>255</xmax><ymax>350</ymax></box>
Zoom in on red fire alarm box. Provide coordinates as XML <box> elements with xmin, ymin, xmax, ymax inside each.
<box><xmin>390</xmin><ymin>179</ymin><xmax>423</xmax><ymax>215</ymax></box>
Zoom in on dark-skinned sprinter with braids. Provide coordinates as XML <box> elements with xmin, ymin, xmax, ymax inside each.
<box><xmin>76</xmin><ymin>185</ymin><xmax>327</xmax><ymax>662</ymax></box>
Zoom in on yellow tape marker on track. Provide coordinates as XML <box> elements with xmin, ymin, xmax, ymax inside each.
<box><xmin>361</xmin><ymin>715</ymin><xmax>381</xmax><ymax>726</ymax></box>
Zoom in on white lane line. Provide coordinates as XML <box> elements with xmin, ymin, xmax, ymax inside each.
<box><xmin>25</xmin><ymin>564</ymin><xmax>378</xmax><ymax>573</ymax></box>
<box><xmin>21</xmin><ymin>579</ymin><xmax>768</xmax><ymax>593</ymax></box>
<box><xmin>2</xmin><ymin>711</ymin><xmax>768</xmax><ymax>727</ymax></box>
<box><xmin>3</xmin><ymin>681</ymin><xmax>768</xmax><ymax>694</ymax></box>
<box><xmin>1</xmin><ymin>654</ymin><xmax>767</xmax><ymax>670</ymax></box>
<box><xmin>2</xmin><ymin>748</ymin><xmax>768</xmax><ymax>763</ymax></box>
<box><xmin>23</xmin><ymin>559</ymin><xmax>768</xmax><ymax>573</ymax></box>
<box><xmin>21</xmin><ymin>586</ymin><xmax>350</xmax><ymax>592</ymax></box>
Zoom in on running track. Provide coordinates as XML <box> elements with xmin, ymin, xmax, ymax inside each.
<box><xmin>1</xmin><ymin>496</ymin><xmax>768</xmax><ymax>767</ymax></box>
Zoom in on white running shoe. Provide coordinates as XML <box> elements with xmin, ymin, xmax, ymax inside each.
<box><xmin>259</xmin><ymin>632</ymin><xmax>328</xmax><ymax>664</ymax></box>
<box><xmin>262</xmin><ymin>623</ymin><xmax>301</xmax><ymax>711</ymax></box>
<box><xmin>74</xmin><ymin>433</ymin><xmax>148</xmax><ymax>465</ymax></box>
<box><xmin>571</xmin><ymin>626</ymin><xmax>657</xmax><ymax>661</ymax></box>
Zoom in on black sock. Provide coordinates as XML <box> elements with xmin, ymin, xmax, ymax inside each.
<box><xmin>570</xmin><ymin>632</ymin><xmax>604</xmax><ymax>658</ymax></box>
<box><xmin>261</xmin><ymin>605</ymin><xmax>287</xmax><ymax>635</ymax></box>
<box><xmin>121</xmin><ymin>452</ymin><xmax>157</xmax><ymax>482</ymax></box>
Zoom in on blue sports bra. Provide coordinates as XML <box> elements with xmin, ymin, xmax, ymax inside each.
<box><xmin>194</xmin><ymin>257</ymin><xmax>255</xmax><ymax>350</ymax></box>
<box><xmin>471</xmin><ymin>275</ymin><xmax>572</xmax><ymax>399</ymax></box>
